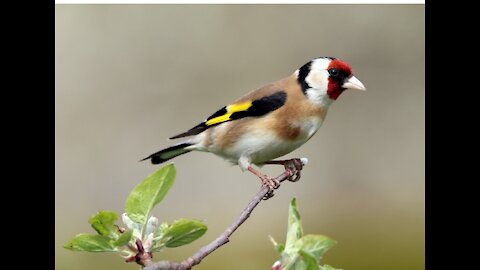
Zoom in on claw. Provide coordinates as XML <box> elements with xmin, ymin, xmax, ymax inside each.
<box><xmin>260</xmin><ymin>176</ymin><xmax>277</xmax><ymax>200</ymax></box>
<box><xmin>284</xmin><ymin>158</ymin><xmax>303</xmax><ymax>182</ymax></box>
<box><xmin>247</xmin><ymin>166</ymin><xmax>281</xmax><ymax>200</ymax></box>
<box><xmin>259</xmin><ymin>175</ymin><xmax>280</xmax><ymax>190</ymax></box>
<box><xmin>247</xmin><ymin>157</ymin><xmax>307</xmax><ymax>199</ymax></box>
<box><xmin>263</xmin><ymin>191</ymin><xmax>275</xmax><ymax>200</ymax></box>
<box><xmin>292</xmin><ymin>158</ymin><xmax>304</xmax><ymax>171</ymax></box>
<box><xmin>259</xmin><ymin>175</ymin><xmax>280</xmax><ymax>200</ymax></box>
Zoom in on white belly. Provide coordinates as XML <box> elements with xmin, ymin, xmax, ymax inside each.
<box><xmin>209</xmin><ymin>117</ymin><xmax>323</xmax><ymax>166</ymax></box>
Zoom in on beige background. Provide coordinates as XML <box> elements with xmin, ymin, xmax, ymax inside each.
<box><xmin>55</xmin><ymin>4</ymin><xmax>424</xmax><ymax>270</ymax></box>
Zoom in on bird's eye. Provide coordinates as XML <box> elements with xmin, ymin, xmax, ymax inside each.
<box><xmin>328</xmin><ymin>68</ymin><xmax>339</xmax><ymax>77</ymax></box>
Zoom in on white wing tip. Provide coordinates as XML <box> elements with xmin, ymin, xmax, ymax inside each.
<box><xmin>300</xmin><ymin>157</ymin><xmax>309</xmax><ymax>166</ymax></box>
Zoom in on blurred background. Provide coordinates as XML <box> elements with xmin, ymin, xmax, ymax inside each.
<box><xmin>55</xmin><ymin>4</ymin><xmax>424</xmax><ymax>270</ymax></box>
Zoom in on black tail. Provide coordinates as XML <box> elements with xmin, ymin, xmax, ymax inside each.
<box><xmin>169</xmin><ymin>122</ymin><xmax>208</xmax><ymax>139</ymax></box>
<box><xmin>141</xmin><ymin>142</ymin><xmax>193</xmax><ymax>164</ymax></box>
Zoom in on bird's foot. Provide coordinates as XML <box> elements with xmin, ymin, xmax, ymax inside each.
<box><xmin>259</xmin><ymin>174</ymin><xmax>280</xmax><ymax>200</ymax></box>
<box><xmin>264</xmin><ymin>158</ymin><xmax>306</xmax><ymax>182</ymax></box>
<box><xmin>247</xmin><ymin>166</ymin><xmax>280</xmax><ymax>200</ymax></box>
<box><xmin>259</xmin><ymin>174</ymin><xmax>281</xmax><ymax>190</ymax></box>
<box><xmin>283</xmin><ymin>158</ymin><xmax>304</xmax><ymax>182</ymax></box>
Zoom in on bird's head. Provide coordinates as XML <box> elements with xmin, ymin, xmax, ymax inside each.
<box><xmin>296</xmin><ymin>57</ymin><xmax>366</xmax><ymax>105</ymax></box>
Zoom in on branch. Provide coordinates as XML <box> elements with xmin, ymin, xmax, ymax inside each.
<box><xmin>143</xmin><ymin>158</ymin><xmax>307</xmax><ymax>270</ymax></box>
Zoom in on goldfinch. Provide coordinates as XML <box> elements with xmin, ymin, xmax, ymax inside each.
<box><xmin>142</xmin><ymin>57</ymin><xmax>366</xmax><ymax>195</ymax></box>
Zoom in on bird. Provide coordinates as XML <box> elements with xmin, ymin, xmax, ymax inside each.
<box><xmin>142</xmin><ymin>57</ymin><xmax>366</xmax><ymax>197</ymax></box>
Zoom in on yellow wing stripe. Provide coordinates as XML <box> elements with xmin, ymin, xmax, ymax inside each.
<box><xmin>205</xmin><ymin>101</ymin><xmax>253</xmax><ymax>126</ymax></box>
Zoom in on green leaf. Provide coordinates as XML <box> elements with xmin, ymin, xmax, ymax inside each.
<box><xmin>163</xmin><ymin>218</ymin><xmax>207</xmax><ymax>248</ymax></box>
<box><xmin>151</xmin><ymin>222</ymin><xmax>170</xmax><ymax>252</ymax></box>
<box><xmin>297</xmin><ymin>250</ymin><xmax>320</xmax><ymax>270</ymax></box>
<box><xmin>113</xmin><ymin>229</ymin><xmax>133</xmax><ymax>247</ymax></box>
<box><xmin>154</xmin><ymin>221</ymin><xmax>169</xmax><ymax>239</ymax></box>
<box><xmin>125</xmin><ymin>164</ymin><xmax>176</xmax><ymax>225</ymax></box>
<box><xmin>88</xmin><ymin>211</ymin><xmax>118</xmax><ymax>238</ymax></box>
<box><xmin>319</xmin><ymin>265</ymin><xmax>342</xmax><ymax>270</ymax></box>
<box><xmin>64</xmin><ymin>234</ymin><xmax>116</xmax><ymax>252</ymax></box>
<box><xmin>282</xmin><ymin>251</ymin><xmax>317</xmax><ymax>270</ymax></box>
<box><xmin>296</xmin><ymin>235</ymin><xmax>337</xmax><ymax>261</ymax></box>
<box><xmin>281</xmin><ymin>253</ymin><xmax>298</xmax><ymax>270</ymax></box>
<box><xmin>269</xmin><ymin>235</ymin><xmax>285</xmax><ymax>254</ymax></box>
<box><xmin>285</xmin><ymin>198</ymin><xmax>303</xmax><ymax>253</ymax></box>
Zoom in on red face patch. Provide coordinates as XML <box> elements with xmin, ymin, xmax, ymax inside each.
<box><xmin>328</xmin><ymin>59</ymin><xmax>352</xmax><ymax>75</ymax></box>
<box><xmin>327</xmin><ymin>59</ymin><xmax>352</xmax><ymax>100</ymax></box>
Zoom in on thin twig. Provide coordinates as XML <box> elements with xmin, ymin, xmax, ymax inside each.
<box><xmin>144</xmin><ymin>159</ymin><xmax>305</xmax><ymax>270</ymax></box>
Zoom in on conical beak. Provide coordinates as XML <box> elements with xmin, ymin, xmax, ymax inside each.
<box><xmin>342</xmin><ymin>76</ymin><xmax>366</xmax><ymax>91</ymax></box>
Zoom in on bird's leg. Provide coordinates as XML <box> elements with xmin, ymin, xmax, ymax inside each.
<box><xmin>247</xmin><ymin>166</ymin><xmax>280</xmax><ymax>200</ymax></box>
<box><xmin>263</xmin><ymin>158</ymin><xmax>305</xmax><ymax>182</ymax></box>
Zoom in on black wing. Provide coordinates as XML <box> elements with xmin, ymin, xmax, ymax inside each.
<box><xmin>169</xmin><ymin>91</ymin><xmax>287</xmax><ymax>139</ymax></box>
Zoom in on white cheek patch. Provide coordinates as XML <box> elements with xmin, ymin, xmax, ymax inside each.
<box><xmin>305</xmin><ymin>58</ymin><xmax>331</xmax><ymax>90</ymax></box>
<box><xmin>305</xmin><ymin>70</ymin><xmax>329</xmax><ymax>90</ymax></box>
<box><xmin>303</xmin><ymin>58</ymin><xmax>334</xmax><ymax>106</ymax></box>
